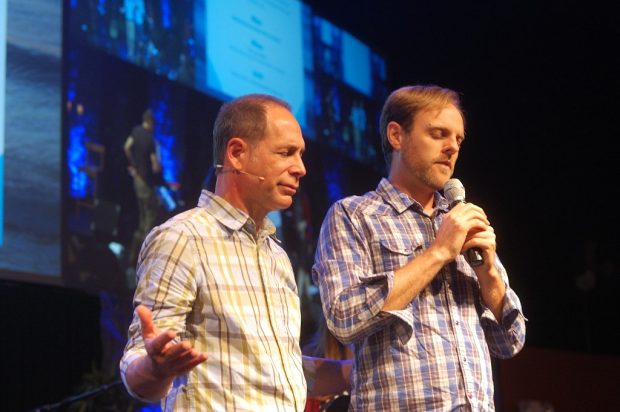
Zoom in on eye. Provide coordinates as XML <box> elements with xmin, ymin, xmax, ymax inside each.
<box><xmin>430</xmin><ymin>130</ymin><xmax>443</xmax><ymax>139</ymax></box>
<box><xmin>429</xmin><ymin>128</ymin><xmax>447</xmax><ymax>140</ymax></box>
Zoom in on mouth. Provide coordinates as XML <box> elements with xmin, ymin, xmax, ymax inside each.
<box><xmin>279</xmin><ymin>184</ymin><xmax>298</xmax><ymax>195</ymax></box>
<box><xmin>436</xmin><ymin>161</ymin><xmax>452</xmax><ymax>170</ymax></box>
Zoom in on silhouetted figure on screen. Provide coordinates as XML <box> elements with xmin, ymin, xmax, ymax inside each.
<box><xmin>124</xmin><ymin>109</ymin><xmax>160</xmax><ymax>269</ymax></box>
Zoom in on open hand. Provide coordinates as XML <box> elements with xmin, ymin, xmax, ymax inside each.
<box><xmin>136</xmin><ymin>304</ymin><xmax>208</xmax><ymax>380</ymax></box>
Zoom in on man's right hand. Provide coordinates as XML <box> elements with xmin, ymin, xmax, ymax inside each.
<box><xmin>433</xmin><ymin>201</ymin><xmax>490</xmax><ymax>262</ymax></box>
<box><xmin>125</xmin><ymin>305</ymin><xmax>208</xmax><ymax>401</ymax></box>
<box><xmin>384</xmin><ymin>202</ymin><xmax>491</xmax><ymax>312</ymax></box>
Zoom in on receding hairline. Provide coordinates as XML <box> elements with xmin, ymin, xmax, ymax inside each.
<box><xmin>410</xmin><ymin>103</ymin><xmax>465</xmax><ymax>133</ymax></box>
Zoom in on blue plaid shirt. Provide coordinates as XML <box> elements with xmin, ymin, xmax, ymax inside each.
<box><xmin>312</xmin><ymin>178</ymin><xmax>526</xmax><ymax>411</ymax></box>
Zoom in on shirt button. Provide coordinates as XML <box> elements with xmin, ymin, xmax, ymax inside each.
<box><xmin>455</xmin><ymin>320</ymin><xmax>460</xmax><ymax>325</ymax></box>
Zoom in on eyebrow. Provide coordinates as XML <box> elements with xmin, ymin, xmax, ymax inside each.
<box><xmin>275</xmin><ymin>144</ymin><xmax>305</xmax><ymax>153</ymax></box>
<box><xmin>428</xmin><ymin>125</ymin><xmax>465</xmax><ymax>138</ymax></box>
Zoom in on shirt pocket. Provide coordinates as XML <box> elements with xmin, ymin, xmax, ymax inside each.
<box><xmin>370</xmin><ymin>237</ymin><xmax>415</xmax><ymax>273</ymax></box>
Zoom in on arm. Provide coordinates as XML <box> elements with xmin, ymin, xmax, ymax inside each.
<box><xmin>124</xmin><ymin>305</ymin><xmax>207</xmax><ymax>401</ymax></box>
<box><xmin>479</xmin><ymin>262</ymin><xmax>527</xmax><ymax>358</ymax></box>
<box><xmin>455</xmin><ymin>202</ymin><xmax>505</xmax><ymax>320</ymax></box>
<box><xmin>302</xmin><ymin>355</ymin><xmax>353</xmax><ymax>398</ymax></box>
<box><xmin>124</xmin><ymin>136</ymin><xmax>134</xmax><ymax>164</ymax></box>
<box><xmin>459</xmin><ymin>203</ymin><xmax>526</xmax><ymax>357</ymax></box>
<box><xmin>384</xmin><ymin>201</ymin><xmax>491</xmax><ymax>311</ymax></box>
<box><xmin>150</xmin><ymin>152</ymin><xmax>161</xmax><ymax>174</ymax></box>
<box><xmin>150</xmin><ymin>141</ymin><xmax>161</xmax><ymax>174</ymax></box>
<box><xmin>120</xmin><ymin>226</ymin><xmax>207</xmax><ymax>401</ymax></box>
<box><xmin>313</xmin><ymin>202</ymin><xmax>397</xmax><ymax>344</ymax></box>
<box><xmin>124</xmin><ymin>136</ymin><xmax>138</xmax><ymax>177</ymax></box>
<box><xmin>313</xmin><ymin>201</ymin><xmax>491</xmax><ymax>344</ymax></box>
<box><xmin>389</xmin><ymin>200</ymin><xmax>526</xmax><ymax>356</ymax></box>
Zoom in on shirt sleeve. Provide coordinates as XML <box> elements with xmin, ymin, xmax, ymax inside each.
<box><xmin>119</xmin><ymin>224</ymin><xmax>198</xmax><ymax>398</ymax></box>
<box><xmin>312</xmin><ymin>202</ymin><xmax>405</xmax><ymax>344</ymax></box>
<box><xmin>478</xmin><ymin>258</ymin><xmax>527</xmax><ymax>359</ymax></box>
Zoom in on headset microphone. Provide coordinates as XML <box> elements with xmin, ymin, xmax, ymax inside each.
<box><xmin>215</xmin><ymin>164</ymin><xmax>265</xmax><ymax>181</ymax></box>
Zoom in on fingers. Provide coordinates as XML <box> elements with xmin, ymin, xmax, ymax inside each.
<box><xmin>173</xmin><ymin>349</ymin><xmax>208</xmax><ymax>374</ymax></box>
<box><xmin>149</xmin><ymin>340</ymin><xmax>208</xmax><ymax>379</ymax></box>
<box><xmin>137</xmin><ymin>304</ymin><xmax>176</xmax><ymax>353</ymax></box>
<box><xmin>136</xmin><ymin>304</ymin><xmax>156</xmax><ymax>337</ymax></box>
<box><xmin>463</xmin><ymin>226</ymin><xmax>496</xmax><ymax>257</ymax></box>
<box><xmin>451</xmin><ymin>202</ymin><xmax>489</xmax><ymax>227</ymax></box>
<box><xmin>162</xmin><ymin>340</ymin><xmax>193</xmax><ymax>358</ymax></box>
<box><xmin>135</xmin><ymin>305</ymin><xmax>207</xmax><ymax>379</ymax></box>
<box><xmin>148</xmin><ymin>329</ymin><xmax>178</xmax><ymax>355</ymax></box>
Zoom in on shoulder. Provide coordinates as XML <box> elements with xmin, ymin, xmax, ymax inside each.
<box><xmin>130</xmin><ymin>125</ymin><xmax>142</xmax><ymax>136</ymax></box>
<box><xmin>149</xmin><ymin>207</ymin><xmax>219</xmax><ymax>242</ymax></box>
<box><xmin>131</xmin><ymin>125</ymin><xmax>152</xmax><ymax>140</ymax></box>
<box><xmin>330</xmin><ymin>190</ymin><xmax>388</xmax><ymax>219</ymax></box>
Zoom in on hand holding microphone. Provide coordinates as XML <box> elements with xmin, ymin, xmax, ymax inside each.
<box><xmin>443</xmin><ymin>178</ymin><xmax>485</xmax><ymax>267</ymax></box>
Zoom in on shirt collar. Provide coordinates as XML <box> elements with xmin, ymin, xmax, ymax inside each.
<box><xmin>197</xmin><ymin>190</ymin><xmax>277</xmax><ymax>238</ymax></box>
<box><xmin>376</xmin><ymin>178</ymin><xmax>451</xmax><ymax>215</ymax></box>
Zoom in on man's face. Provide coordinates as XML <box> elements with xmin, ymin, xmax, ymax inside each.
<box><xmin>242</xmin><ymin>105</ymin><xmax>306</xmax><ymax>217</ymax></box>
<box><xmin>398</xmin><ymin>103</ymin><xmax>465</xmax><ymax>191</ymax></box>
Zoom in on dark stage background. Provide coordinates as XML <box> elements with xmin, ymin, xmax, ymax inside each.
<box><xmin>3</xmin><ymin>1</ymin><xmax>619</xmax><ymax>411</ymax></box>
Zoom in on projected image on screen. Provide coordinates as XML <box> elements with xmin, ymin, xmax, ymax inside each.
<box><xmin>68</xmin><ymin>0</ymin><xmax>197</xmax><ymax>87</ymax></box>
<box><xmin>308</xmin><ymin>15</ymin><xmax>387</xmax><ymax>163</ymax></box>
<box><xmin>1</xmin><ymin>0</ymin><xmax>6</xmax><ymax>247</ymax></box>
<box><xmin>203</xmin><ymin>0</ymin><xmax>306</xmax><ymax>126</ymax></box>
<box><xmin>0</xmin><ymin>0</ymin><xmax>62</xmax><ymax>280</ymax></box>
<box><xmin>68</xmin><ymin>0</ymin><xmax>388</xmax><ymax>167</ymax></box>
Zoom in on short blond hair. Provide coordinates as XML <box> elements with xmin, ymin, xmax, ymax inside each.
<box><xmin>380</xmin><ymin>85</ymin><xmax>464</xmax><ymax>168</ymax></box>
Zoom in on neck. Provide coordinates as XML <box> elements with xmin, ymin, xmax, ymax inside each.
<box><xmin>388</xmin><ymin>171</ymin><xmax>435</xmax><ymax>213</ymax></box>
<box><xmin>391</xmin><ymin>181</ymin><xmax>435</xmax><ymax>214</ymax></box>
<box><xmin>214</xmin><ymin>176</ymin><xmax>266</xmax><ymax>229</ymax></box>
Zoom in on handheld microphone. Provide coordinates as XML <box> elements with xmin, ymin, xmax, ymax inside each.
<box><xmin>443</xmin><ymin>178</ymin><xmax>484</xmax><ymax>267</ymax></box>
<box><xmin>215</xmin><ymin>164</ymin><xmax>265</xmax><ymax>181</ymax></box>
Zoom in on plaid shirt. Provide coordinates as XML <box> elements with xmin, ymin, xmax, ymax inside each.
<box><xmin>312</xmin><ymin>178</ymin><xmax>526</xmax><ymax>411</ymax></box>
<box><xmin>121</xmin><ymin>190</ymin><xmax>307</xmax><ymax>411</ymax></box>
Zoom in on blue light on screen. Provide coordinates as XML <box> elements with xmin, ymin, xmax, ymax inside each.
<box><xmin>0</xmin><ymin>155</ymin><xmax>4</xmax><ymax>246</ymax></box>
<box><xmin>161</xmin><ymin>0</ymin><xmax>172</xmax><ymax>29</ymax></box>
<box><xmin>342</xmin><ymin>32</ymin><xmax>371</xmax><ymax>96</ymax></box>
<box><xmin>205</xmin><ymin>0</ymin><xmax>306</xmax><ymax>127</ymax></box>
<box><xmin>0</xmin><ymin>0</ymin><xmax>6</xmax><ymax>246</ymax></box>
<box><xmin>150</xmin><ymin>97</ymin><xmax>182</xmax><ymax>185</ymax></box>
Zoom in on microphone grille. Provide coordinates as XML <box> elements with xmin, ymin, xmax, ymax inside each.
<box><xmin>443</xmin><ymin>178</ymin><xmax>465</xmax><ymax>203</ymax></box>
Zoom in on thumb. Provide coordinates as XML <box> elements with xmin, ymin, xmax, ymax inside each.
<box><xmin>136</xmin><ymin>304</ymin><xmax>157</xmax><ymax>339</ymax></box>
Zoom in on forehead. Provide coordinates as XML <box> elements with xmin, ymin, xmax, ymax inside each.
<box><xmin>413</xmin><ymin>104</ymin><xmax>464</xmax><ymax>135</ymax></box>
<box><xmin>263</xmin><ymin>105</ymin><xmax>305</xmax><ymax>145</ymax></box>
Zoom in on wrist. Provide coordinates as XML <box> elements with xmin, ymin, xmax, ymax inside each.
<box><xmin>425</xmin><ymin>244</ymin><xmax>453</xmax><ymax>266</ymax></box>
<box><xmin>126</xmin><ymin>356</ymin><xmax>173</xmax><ymax>402</ymax></box>
<box><xmin>477</xmin><ymin>268</ymin><xmax>506</xmax><ymax>299</ymax></box>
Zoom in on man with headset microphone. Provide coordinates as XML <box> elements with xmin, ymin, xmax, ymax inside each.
<box><xmin>120</xmin><ymin>94</ymin><xmax>350</xmax><ymax>411</ymax></box>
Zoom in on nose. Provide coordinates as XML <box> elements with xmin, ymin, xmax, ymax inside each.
<box><xmin>291</xmin><ymin>155</ymin><xmax>306</xmax><ymax>178</ymax></box>
<box><xmin>445</xmin><ymin>135</ymin><xmax>460</xmax><ymax>155</ymax></box>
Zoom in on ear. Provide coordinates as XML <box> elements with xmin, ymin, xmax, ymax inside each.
<box><xmin>225</xmin><ymin>137</ymin><xmax>249</xmax><ymax>170</ymax></box>
<box><xmin>386</xmin><ymin>121</ymin><xmax>403</xmax><ymax>152</ymax></box>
